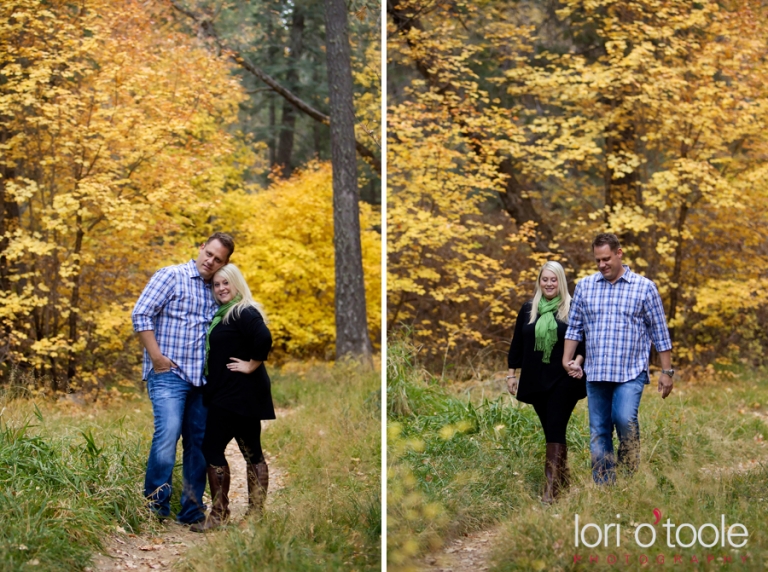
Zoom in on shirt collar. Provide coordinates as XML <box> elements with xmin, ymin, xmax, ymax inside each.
<box><xmin>184</xmin><ymin>259</ymin><xmax>206</xmax><ymax>282</ymax></box>
<box><xmin>596</xmin><ymin>264</ymin><xmax>633</xmax><ymax>284</ymax></box>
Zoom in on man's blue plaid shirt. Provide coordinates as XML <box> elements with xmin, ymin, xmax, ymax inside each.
<box><xmin>565</xmin><ymin>265</ymin><xmax>672</xmax><ymax>383</ymax></box>
<box><xmin>132</xmin><ymin>260</ymin><xmax>218</xmax><ymax>387</ymax></box>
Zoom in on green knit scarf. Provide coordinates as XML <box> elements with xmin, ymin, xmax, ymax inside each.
<box><xmin>534</xmin><ymin>295</ymin><xmax>561</xmax><ymax>364</ymax></box>
<box><xmin>204</xmin><ymin>293</ymin><xmax>242</xmax><ymax>376</ymax></box>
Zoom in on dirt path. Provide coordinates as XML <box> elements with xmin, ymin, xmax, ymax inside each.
<box><xmin>419</xmin><ymin>527</ymin><xmax>503</xmax><ymax>572</ymax></box>
<box><xmin>415</xmin><ymin>441</ymin><xmax>768</xmax><ymax>572</ymax></box>
<box><xmin>89</xmin><ymin>418</ymin><xmax>287</xmax><ymax>572</ymax></box>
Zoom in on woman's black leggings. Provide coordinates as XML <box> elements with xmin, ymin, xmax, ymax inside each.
<box><xmin>529</xmin><ymin>391</ymin><xmax>580</xmax><ymax>444</ymax></box>
<box><xmin>201</xmin><ymin>404</ymin><xmax>264</xmax><ymax>466</ymax></box>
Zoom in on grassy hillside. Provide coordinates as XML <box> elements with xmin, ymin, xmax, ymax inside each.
<box><xmin>387</xmin><ymin>342</ymin><xmax>768</xmax><ymax>571</ymax></box>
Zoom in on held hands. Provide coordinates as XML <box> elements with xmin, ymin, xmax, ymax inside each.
<box><xmin>227</xmin><ymin>358</ymin><xmax>262</xmax><ymax>374</ymax></box>
<box><xmin>565</xmin><ymin>360</ymin><xmax>584</xmax><ymax>379</ymax></box>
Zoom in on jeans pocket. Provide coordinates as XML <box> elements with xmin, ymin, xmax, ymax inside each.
<box><xmin>147</xmin><ymin>369</ymin><xmax>171</xmax><ymax>400</ymax></box>
<box><xmin>147</xmin><ymin>370</ymin><xmax>156</xmax><ymax>400</ymax></box>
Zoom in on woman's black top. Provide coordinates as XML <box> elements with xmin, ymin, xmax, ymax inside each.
<box><xmin>205</xmin><ymin>306</ymin><xmax>276</xmax><ymax>419</ymax></box>
<box><xmin>507</xmin><ymin>301</ymin><xmax>587</xmax><ymax>404</ymax></box>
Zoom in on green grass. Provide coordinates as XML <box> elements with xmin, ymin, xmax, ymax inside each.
<box><xmin>387</xmin><ymin>341</ymin><xmax>768</xmax><ymax>571</ymax></box>
<box><xmin>0</xmin><ymin>398</ymin><xmax>152</xmax><ymax>571</ymax></box>
<box><xmin>1</xmin><ymin>361</ymin><xmax>381</xmax><ymax>571</ymax></box>
<box><xmin>180</xmin><ymin>361</ymin><xmax>381</xmax><ymax>571</ymax></box>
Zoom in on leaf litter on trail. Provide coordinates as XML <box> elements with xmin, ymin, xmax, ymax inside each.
<box><xmin>92</xmin><ymin>434</ymin><xmax>286</xmax><ymax>571</ymax></box>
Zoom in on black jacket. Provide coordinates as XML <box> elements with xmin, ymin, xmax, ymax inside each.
<box><xmin>507</xmin><ymin>301</ymin><xmax>587</xmax><ymax>404</ymax></box>
<box><xmin>205</xmin><ymin>306</ymin><xmax>276</xmax><ymax>419</ymax></box>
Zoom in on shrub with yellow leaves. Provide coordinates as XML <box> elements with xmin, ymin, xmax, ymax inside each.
<box><xmin>219</xmin><ymin>162</ymin><xmax>381</xmax><ymax>360</ymax></box>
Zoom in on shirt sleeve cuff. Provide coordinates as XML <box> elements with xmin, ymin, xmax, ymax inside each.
<box><xmin>132</xmin><ymin>318</ymin><xmax>154</xmax><ymax>332</ymax></box>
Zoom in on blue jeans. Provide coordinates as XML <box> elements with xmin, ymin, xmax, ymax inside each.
<box><xmin>586</xmin><ymin>372</ymin><xmax>648</xmax><ymax>485</ymax></box>
<box><xmin>144</xmin><ymin>370</ymin><xmax>208</xmax><ymax>523</ymax></box>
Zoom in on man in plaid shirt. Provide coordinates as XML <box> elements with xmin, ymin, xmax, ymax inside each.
<box><xmin>563</xmin><ymin>233</ymin><xmax>674</xmax><ymax>485</ymax></box>
<box><xmin>132</xmin><ymin>232</ymin><xmax>234</xmax><ymax>524</ymax></box>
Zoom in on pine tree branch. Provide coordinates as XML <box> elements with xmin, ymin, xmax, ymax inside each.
<box><xmin>169</xmin><ymin>0</ymin><xmax>381</xmax><ymax>175</ymax></box>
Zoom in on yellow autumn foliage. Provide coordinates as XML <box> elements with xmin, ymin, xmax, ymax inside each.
<box><xmin>0</xmin><ymin>0</ymin><xmax>248</xmax><ymax>387</ymax></box>
<box><xmin>1</xmin><ymin>0</ymin><xmax>380</xmax><ymax>388</ymax></box>
<box><xmin>388</xmin><ymin>0</ymin><xmax>768</xmax><ymax>371</ymax></box>
<box><xmin>218</xmin><ymin>162</ymin><xmax>382</xmax><ymax>360</ymax></box>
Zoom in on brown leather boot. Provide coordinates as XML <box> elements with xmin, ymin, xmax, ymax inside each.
<box><xmin>245</xmin><ymin>460</ymin><xmax>268</xmax><ymax>517</ymax></box>
<box><xmin>542</xmin><ymin>443</ymin><xmax>558</xmax><ymax>504</ymax></box>
<box><xmin>190</xmin><ymin>464</ymin><xmax>230</xmax><ymax>532</ymax></box>
<box><xmin>557</xmin><ymin>444</ymin><xmax>570</xmax><ymax>493</ymax></box>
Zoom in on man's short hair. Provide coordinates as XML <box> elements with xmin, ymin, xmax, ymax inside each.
<box><xmin>592</xmin><ymin>233</ymin><xmax>621</xmax><ymax>252</ymax></box>
<box><xmin>205</xmin><ymin>232</ymin><xmax>235</xmax><ymax>259</ymax></box>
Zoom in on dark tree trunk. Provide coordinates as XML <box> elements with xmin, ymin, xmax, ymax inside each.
<box><xmin>312</xmin><ymin>66</ymin><xmax>324</xmax><ymax>158</ymax></box>
<box><xmin>323</xmin><ymin>0</ymin><xmax>373</xmax><ymax>363</ymax></box>
<box><xmin>170</xmin><ymin>0</ymin><xmax>381</xmax><ymax>174</ymax></box>
<box><xmin>0</xmin><ymin>127</ymin><xmax>24</xmax><ymax>369</ymax></box>
<box><xmin>604</xmin><ymin>133</ymin><xmax>614</xmax><ymax>222</ymax></box>
<box><xmin>0</xmin><ymin>160</ymin><xmax>15</xmax><ymax>368</ymax></box>
<box><xmin>275</xmin><ymin>7</ymin><xmax>305</xmax><ymax>178</ymax></box>
<box><xmin>0</xmin><ymin>175</ymin><xmax>16</xmax><ymax>294</ymax></box>
<box><xmin>497</xmin><ymin>158</ymin><xmax>555</xmax><ymax>253</ymax></box>
<box><xmin>269</xmin><ymin>96</ymin><xmax>277</xmax><ymax>167</ymax></box>
<box><xmin>267</xmin><ymin>13</ymin><xmax>278</xmax><ymax>167</ymax></box>
<box><xmin>313</xmin><ymin>120</ymin><xmax>322</xmax><ymax>158</ymax></box>
<box><xmin>65</xmin><ymin>222</ymin><xmax>84</xmax><ymax>386</ymax></box>
<box><xmin>604</xmin><ymin>120</ymin><xmax>641</xmax><ymax>250</ymax></box>
<box><xmin>0</xmin><ymin>125</ymin><xmax>21</xmax><ymax>293</ymax></box>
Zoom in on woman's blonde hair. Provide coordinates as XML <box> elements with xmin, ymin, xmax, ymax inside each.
<box><xmin>528</xmin><ymin>261</ymin><xmax>571</xmax><ymax>324</ymax></box>
<box><xmin>212</xmin><ymin>264</ymin><xmax>268</xmax><ymax>325</ymax></box>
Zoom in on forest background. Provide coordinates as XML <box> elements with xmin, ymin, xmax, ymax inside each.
<box><xmin>387</xmin><ymin>0</ymin><xmax>768</xmax><ymax>377</ymax></box>
<box><xmin>1</xmin><ymin>1</ymin><xmax>382</xmax><ymax>570</ymax></box>
<box><xmin>1</xmin><ymin>0</ymin><xmax>382</xmax><ymax>393</ymax></box>
<box><xmin>387</xmin><ymin>1</ymin><xmax>768</xmax><ymax>569</ymax></box>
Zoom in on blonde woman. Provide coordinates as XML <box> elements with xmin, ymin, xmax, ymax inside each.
<box><xmin>191</xmin><ymin>264</ymin><xmax>274</xmax><ymax>532</ymax></box>
<box><xmin>507</xmin><ymin>261</ymin><xmax>586</xmax><ymax>503</ymax></box>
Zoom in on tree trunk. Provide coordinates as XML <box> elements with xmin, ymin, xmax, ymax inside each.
<box><xmin>66</xmin><ymin>222</ymin><xmax>84</xmax><ymax>385</ymax></box>
<box><xmin>0</xmin><ymin>175</ymin><xmax>16</xmax><ymax>294</ymax></box>
<box><xmin>497</xmin><ymin>158</ymin><xmax>555</xmax><ymax>253</ymax></box>
<box><xmin>604</xmin><ymin>120</ymin><xmax>641</xmax><ymax>249</ymax></box>
<box><xmin>269</xmin><ymin>97</ymin><xmax>277</xmax><ymax>167</ymax></box>
<box><xmin>0</xmin><ymin>127</ymin><xmax>25</xmax><ymax>369</ymax></box>
<box><xmin>313</xmin><ymin>120</ymin><xmax>322</xmax><ymax>158</ymax></box>
<box><xmin>604</xmin><ymin>133</ymin><xmax>614</xmax><ymax>222</ymax></box>
<box><xmin>267</xmin><ymin>13</ymin><xmax>278</xmax><ymax>168</ymax></box>
<box><xmin>312</xmin><ymin>66</ymin><xmax>324</xmax><ymax>158</ymax></box>
<box><xmin>275</xmin><ymin>7</ymin><xmax>305</xmax><ymax>178</ymax></box>
<box><xmin>0</xmin><ymin>158</ymin><xmax>15</xmax><ymax>368</ymax></box>
<box><xmin>169</xmin><ymin>0</ymin><xmax>381</xmax><ymax>174</ymax></box>
<box><xmin>323</xmin><ymin>0</ymin><xmax>373</xmax><ymax>363</ymax></box>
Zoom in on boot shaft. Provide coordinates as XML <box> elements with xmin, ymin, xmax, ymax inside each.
<box><xmin>190</xmin><ymin>464</ymin><xmax>231</xmax><ymax>532</ymax></box>
<box><xmin>246</xmin><ymin>460</ymin><xmax>269</xmax><ymax>515</ymax></box>
<box><xmin>543</xmin><ymin>443</ymin><xmax>568</xmax><ymax>504</ymax></box>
